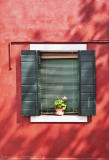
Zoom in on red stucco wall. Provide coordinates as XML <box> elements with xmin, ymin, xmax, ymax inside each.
<box><xmin>0</xmin><ymin>0</ymin><xmax>109</xmax><ymax>159</ymax></box>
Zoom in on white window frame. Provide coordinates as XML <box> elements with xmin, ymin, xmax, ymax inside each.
<box><xmin>30</xmin><ymin>44</ymin><xmax>87</xmax><ymax>122</ymax></box>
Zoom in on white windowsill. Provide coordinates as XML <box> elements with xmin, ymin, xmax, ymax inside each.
<box><xmin>30</xmin><ymin>44</ymin><xmax>87</xmax><ymax>123</ymax></box>
<box><xmin>30</xmin><ymin>115</ymin><xmax>88</xmax><ymax>122</ymax></box>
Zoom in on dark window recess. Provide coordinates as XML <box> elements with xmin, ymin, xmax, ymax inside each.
<box><xmin>40</xmin><ymin>59</ymin><xmax>79</xmax><ymax>115</ymax></box>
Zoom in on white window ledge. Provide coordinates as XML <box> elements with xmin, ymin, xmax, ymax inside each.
<box><xmin>30</xmin><ymin>44</ymin><xmax>87</xmax><ymax>51</ymax></box>
<box><xmin>31</xmin><ymin>115</ymin><xmax>87</xmax><ymax>122</ymax></box>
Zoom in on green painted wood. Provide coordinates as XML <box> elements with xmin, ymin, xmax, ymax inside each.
<box><xmin>37</xmin><ymin>51</ymin><xmax>41</xmax><ymax>115</ymax></box>
<box><xmin>78</xmin><ymin>50</ymin><xmax>96</xmax><ymax>116</ymax></box>
<box><xmin>22</xmin><ymin>109</ymin><xmax>36</xmax><ymax>116</ymax></box>
<box><xmin>21</xmin><ymin>55</ymin><xmax>36</xmax><ymax>62</ymax></box>
<box><xmin>81</xmin><ymin>101</ymin><xmax>94</xmax><ymax>109</ymax></box>
<box><xmin>79</xmin><ymin>109</ymin><xmax>96</xmax><ymax>116</ymax></box>
<box><xmin>21</xmin><ymin>62</ymin><xmax>35</xmax><ymax>69</ymax></box>
<box><xmin>81</xmin><ymin>70</ymin><xmax>93</xmax><ymax>78</ymax></box>
<box><xmin>21</xmin><ymin>50</ymin><xmax>40</xmax><ymax>116</ymax></box>
<box><xmin>22</xmin><ymin>101</ymin><xmax>36</xmax><ymax>109</ymax></box>
<box><xmin>21</xmin><ymin>50</ymin><xmax>35</xmax><ymax>55</ymax></box>
<box><xmin>81</xmin><ymin>93</ymin><xmax>95</xmax><ymax>101</ymax></box>
<box><xmin>21</xmin><ymin>69</ymin><xmax>35</xmax><ymax>77</ymax></box>
<box><xmin>81</xmin><ymin>62</ymin><xmax>93</xmax><ymax>70</ymax></box>
<box><xmin>22</xmin><ymin>85</ymin><xmax>37</xmax><ymax>93</ymax></box>
<box><xmin>81</xmin><ymin>77</ymin><xmax>94</xmax><ymax>85</ymax></box>
<box><xmin>21</xmin><ymin>77</ymin><xmax>35</xmax><ymax>85</ymax></box>
<box><xmin>81</xmin><ymin>54</ymin><xmax>94</xmax><ymax>61</ymax></box>
<box><xmin>81</xmin><ymin>85</ymin><xmax>95</xmax><ymax>93</ymax></box>
<box><xmin>22</xmin><ymin>93</ymin><xmax>36</xmax><ymax>101</ymax></box>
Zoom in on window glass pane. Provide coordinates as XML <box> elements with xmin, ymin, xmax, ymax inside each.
<box><xmin>40</xmin><ymin>59</ymin><xmax>79</xmax><ymax>114</ymax></box>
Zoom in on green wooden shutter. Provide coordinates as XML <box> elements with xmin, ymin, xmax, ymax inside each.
<box><xmin>78</xmin><ymin>50</ymin><xmax>96</xmax><ymax>116</ymax></box>
<box><xmin>21</xmin><ymin>50</ymin><xmax>41</xmax><ymax>116</ymax></box>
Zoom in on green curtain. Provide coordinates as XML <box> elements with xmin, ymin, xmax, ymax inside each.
<box><xmin>40</xmin><ymin>59</ymin><xmax>79</xmax><ymax>114</ymax></box>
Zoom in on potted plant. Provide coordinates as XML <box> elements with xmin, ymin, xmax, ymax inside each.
<box><xmin>54</xmin><ymin>96</ymin><xmax>68</xmax><ymax>115</ymax></box>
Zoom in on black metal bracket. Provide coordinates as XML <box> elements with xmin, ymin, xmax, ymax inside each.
<box><xmin>9</xmin><ymin>40</ymin><xmax>109</xmax><ymax>70</ymax></box>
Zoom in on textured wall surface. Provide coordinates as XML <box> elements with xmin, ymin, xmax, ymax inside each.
<box><xmin>0</xmin><ymin>0</ymin><xmax>109</xmax><ymax>159</ymax></box>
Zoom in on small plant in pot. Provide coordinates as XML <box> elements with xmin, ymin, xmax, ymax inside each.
<box><xmin>54</xmin><ymin>96</ymin><xmax>68</xmax><ymax>116</ymax></box>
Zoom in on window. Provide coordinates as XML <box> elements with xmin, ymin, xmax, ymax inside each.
<box><xmin>21</xmin><ymin>44</ymin><xmax>96</xmax><ymax>122</ymax></box>
<box><xmin>40</xmin><ymin>52</ymin><xmax>79</xmax><ymax>115</ymax></box>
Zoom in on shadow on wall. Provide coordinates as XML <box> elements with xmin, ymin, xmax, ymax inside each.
<box><xmin>0</xmin><ymin>0</ymin><xmax>109</xmax><ymax>159</ymax></box>
<box><xmin>65</xmin><ymin>0</ymin><xmax>109</xmax><ymax>41</ymax></box>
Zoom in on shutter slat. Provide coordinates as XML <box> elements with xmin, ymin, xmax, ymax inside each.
<box><xmin>22</xmin><ymin>93</ymin><xmax>36</xmax><ymax>101</ymax></box>
<box><xmin>21</xmin><ymin>50</ymin><xmax>36</xmax><ymax>55</ymax></box>
<box><xmin>81</xmin><ymin>54</ymin><xmax>94</xmax><ymax>61</ymax></box>
<box><xmin>22</xmin><ymin>85</ymin><xmax>37</xmax><ymax>93</ymax></box>
<box><xmin>21</xmin><ymin>62</ymin><xmax>35</xmax><ymax>69</ymax></box>
<box><xmin>21</xmin><ymin>50</ymin><xmax>40</xmax><ymax>116</ymax></box>
<box><xmin>22</xmin><ymin>109</ymin><xmax>36</xmax><ymax>116</ymax></box>
<box><xmin>79</xmin><ymin>109</ymin><xmax>96</xmax><ymax>116</ymax></box>
<box><xmin>21</xmin><ymin>77</ymin><xmax>35</xmax><ymax>85</ymax></box>
<box><xmin>81</xmin><ymin>85</ymin><xmax>95</xmax><ymax>93</ymax></box>
<box><xmin>81</xmin><ymin>62</ymin><xmax>93</xmax><ymax>70</ymax></box>
<box><xmin>81</xmin><ymin>77</ymin><xmax>94</xmax><ymax>85</ymax></box>
<box><xmin>79</xmin><ymin>50</ymin><xmax>96</xmax><ymax>116</ymax></box>
<box><xmin>21</xmin><ymin>55</ymin><xmax>36</xmax><ymax>62</ymax></box>
<box><xmin>21</xmin><ymin>69</ymin><xmax>35</xmax><ymax>77</ymax></box>
<box><xmin>81</xmin><ymin>101</ymin><xmax>94</xmax><ymax>109</ymax></box>
<box><xmin>22</xmin><ymin>101</ymin><xmax>36</xmax><ymax>109</ymax></box>
<box><xmin>81</xmin><ymin>93</ymin><xmax>95</xmax><ymax>101</ymax></box>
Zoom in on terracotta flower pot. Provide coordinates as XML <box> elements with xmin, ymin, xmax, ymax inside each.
<box><xmin>55</xmin><ymin>108</ymin><xmax>64</xmax><ymax>116</ymax></box>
